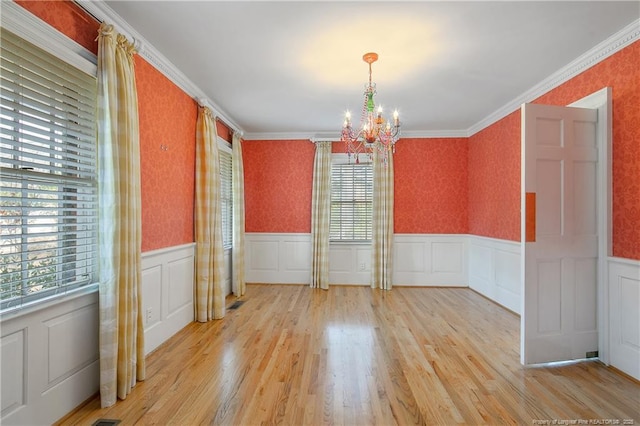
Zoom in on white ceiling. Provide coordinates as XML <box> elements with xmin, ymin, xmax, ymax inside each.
<box><xmin>101</xmin><ymin>1</ymin><xmax>639</xmax><ymax>139</ymax></box>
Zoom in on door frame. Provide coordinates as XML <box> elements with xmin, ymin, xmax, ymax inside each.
<box><xmin>520</xmin><ymin>87</ymin><xmax>612</xmax><ymax>365</ymax></box>
<box><xmin>569</xmin><ymin>87</ymin><xmax>612</xmax><ymax>365</ymax></box>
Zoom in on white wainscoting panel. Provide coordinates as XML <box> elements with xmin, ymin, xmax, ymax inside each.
<box><xmin>608</xmin><ymin>257</ymin><xmax>640</xmax><ymax>380</ymax></box>
<box><xmin>329</xmin><ymin>244</ymin><xmax>371</xmax><ymax>285</ymax></box>
<box><xmin>141</xmin><ymin>243</ymin><xmax>195</xmax><ymax>355</ymax></box>
<box><xmin>247</xmin><ymin>233</ymin><xmax>469</xmax><ymax>287</ymax></box>
<box><xmin>1</xmin><ymin>289</ymin><xmax>99</xmax><ymax>425</ymax></box>
<box><xmin>246</xmin><ymin>234</ymin><xmax>311</xmax><ymax>284</ymax></box>
<box><xmin>1</xmin><ymin>329</ymin><xmax>25</xmax><ymax>416</ymax></box>
<box><xmin>468</xmin><ymin>235</ymin><xmax>521</xmax><ymax>314</ymax></box>
<box><xmin>393</xmin><ymin>235</ymin><xmax>468</xmax><ymax>286</ymax></box>
<box><xmin>44</xmin><ymin>305</ymin><xmax>99</xmax><ymax>388</ymax></box>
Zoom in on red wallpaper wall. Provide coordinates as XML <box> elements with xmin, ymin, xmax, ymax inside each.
<box><xmin>243</xmin><ymin>140</ymin><xmax>315</xmax><ymax>233</ymax></box>
<box><xmin>243</xmin><ymin>138</ymin><xmax>470</xmax><ymax>235</ymax></box>
<box><xmin>394</xmin><ymin>138</ymin><xmax>469</xmax><ymax>234</ymax></box>
<box><xmin>19</xmin><ymin>0</ymin><xmax>199</xmax><ymax>252</ymax></box>
<box><xmin>135</xmin><ymin>57</ymin><xmax>198</xmax><ymax>252</ymax></box>
<box><xmin>216</xmin><ymin>120</ymin><xmax>232</xmax><ymax>143</ymax></box>
<box><xmin>15</xmin><ymin>0</ymin><xmax>99</xmax><ymax>54</ymax></box>
<box><xmin>468</xmin><ymin>41</ymin><xmax>640</xmax><ymax>260</ymax></box>
<box><xmin>468</xmin><ymin>112</ymin><xmax>521</xmax><ymax>241</ymax></box>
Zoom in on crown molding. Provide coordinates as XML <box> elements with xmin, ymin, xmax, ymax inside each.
<box><xmin>1</xmin><ymin>1</ymin><xmax>97</xmax><ymax>75</ymax></box>
<box><xmin>243</xmin><ymin>132</ymin><xmax>317</xmax><ymax>141</ymax></box>
<box><xmin>244</xmin><ymin>129</ymin><xmax>470</xmax><ymax>141</ymax></box>
<box><xmin>400</xmin><ymin>130</ymin><xmax>469</xmax><ymax>139</ymax></box>
<box><xmin>466</xmin><ymin>18</ymin><xmax>640</xmax><ymax>137</ymax></box>
<box><xmin>75</xmin><ymin>0</ymin><xmax>244</xmax><ymax>136</ymax></box>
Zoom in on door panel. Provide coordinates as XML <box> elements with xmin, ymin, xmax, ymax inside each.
<box><xmin>521</xmin><ymin>103</ymin><xmax>599</xmax><ymax>365</ymax></box>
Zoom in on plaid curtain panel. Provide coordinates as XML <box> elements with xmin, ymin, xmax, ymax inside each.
<box><xmin>96</xmin><ymin>23</ymin><xmax>145</xmax><ymax>408</ymax></box>
<box><xmin>195</xmin><ymin>107</ymin><xmax>226</xmax><ymax>321</ymax></box>
<box><xmin>310</xmin><ymin>141</ymin><xmax>332</xmax><ymax>289</ymax></box>
<box><xmin>371</xmin><ymin>150</ymin><xmax>394</xmax><ymax>290</ymax></box>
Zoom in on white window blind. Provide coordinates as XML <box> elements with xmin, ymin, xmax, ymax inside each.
<box><xmin>330</xmin><ymin>162</ymin><xmax>373</xmax><ymax>241</ymax></box>
<box><xmin>0</xmin><ymin>28</ymin><xmax>98</xmax><ymax>312</ymax></box>
<box><xmin>219</xmin><ymin>150</ymin><xmax>232</xmax><ymax>248</ymax></box>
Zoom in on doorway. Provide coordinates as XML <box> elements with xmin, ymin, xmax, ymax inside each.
<box><xmin>520</xmin><ymin>88</ymin><xmax>611</xmax><ymax>366</ymax></box>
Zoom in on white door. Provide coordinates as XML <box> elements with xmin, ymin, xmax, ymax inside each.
<box><xmin>521</xmin><ymin>103</ymin><xmax>599</xmax><ymax>365</ymax></box>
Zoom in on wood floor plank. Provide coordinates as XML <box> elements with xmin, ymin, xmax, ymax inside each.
<box><xmin>56</xmin><ymin>285</ymin><xmax>640</xmax><ymax>425</ymax></box>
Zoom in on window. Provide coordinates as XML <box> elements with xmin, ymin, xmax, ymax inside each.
<box><xmin>0</xmin><ymin>28</ymin><xmax>98</xmax><ymax>312</ymax></box>
<box><xmin>219</xmin><ymin>147</ymin><xmax>232</xmax><ymax>249</ymax></box>
<box><xmin>330</xmin><ymin>159</ymin><xmax>373</xmax><ymax>241</ymax></box>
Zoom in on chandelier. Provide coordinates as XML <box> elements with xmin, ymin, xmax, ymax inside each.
<box><xmin>341</xmin><ymin>52</ymin><xmax>400</xmax><ymax>164</ymax></box>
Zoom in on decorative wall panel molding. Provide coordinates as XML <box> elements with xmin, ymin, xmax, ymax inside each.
<box><xmin>246</xmin><ymin>233</ymin><xmax>469</xmax><ymax>287</ymax></box>
<box><xmin>246</xmin><ymin>234</ymin><xmax>312</xmax><ymax>284</ymax></box>
<box><xmin>1</xmin><ymin>329</ymin><xmax>25</xmax><ymax>417</ymax></box>
<box><xmin>141</xmin><ymin>243</ymin><xmax>195</xmax><ymax>355</ymax></box>
<box><xmin>0</xmin><ymin>291</ymin><xmax>99</xmax><ymax>425</ymax></box>
<box><xmin>393</xmin><ymin>234</ymin><xmax>468</xmax><ymax>286</ymax></box>
<box><xmin>608</xmin><ymin>257</ymin><xmax>640</xmax><ymax>381</ymax></box>
<box><xmin>468</xmin><ymin>235</ymin><xmax>521</xmax><ymax>314</ymax></box>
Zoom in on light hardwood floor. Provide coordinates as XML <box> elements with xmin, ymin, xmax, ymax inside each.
<box><xmin>57</xmin><ymin>285</ymin><xmax>639</xmax><ymax>425</ymax></box>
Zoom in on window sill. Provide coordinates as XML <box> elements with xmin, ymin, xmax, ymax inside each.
<box><xmin>330</xmin><ymin>240</ymin><xmax>372</xmax><ymax>246</ymax></box>
<box><xmin>0</xmin><ymin>282</ymin><xmax>99</xmax><ymax>321</ymax></box>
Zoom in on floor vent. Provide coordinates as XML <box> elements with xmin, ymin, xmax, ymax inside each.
<box><xmin>228</xmin><ymin>300</ymin><xmax>245</xmax><ymax>310</ymax></box>
<box><xmin>92</xmin><ymin>420</ymin><xmax>121</xmax><ymax>426</ymax></box>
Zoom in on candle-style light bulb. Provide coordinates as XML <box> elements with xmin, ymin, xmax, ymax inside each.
<box><xmin>393</xmin><ymin>109</ymin><xmax>399</xmax><ymax>125</ymax></box>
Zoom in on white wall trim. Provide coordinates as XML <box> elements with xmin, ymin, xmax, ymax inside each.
<box><xmin>140</xmin><ymin>242</ymin><xmax>196</xmax><ymax>259</ymax></box>
<box><xmin>75</xmin><ymin>0</ymin><xmax>244</xmax><ymax>136</ymax></box>
<box><xmin>243</xmin><ymin>129</ymin><xmax>469</xmax><ymax>141</ymax></box>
